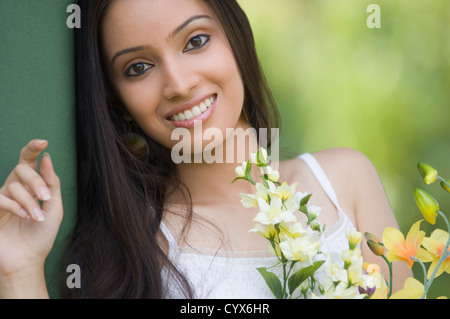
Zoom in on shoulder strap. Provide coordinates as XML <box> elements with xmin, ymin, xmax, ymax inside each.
<box><xmin>160</xmin><ymin>221</ymin><xmax>179</xmax><ymax>259</ymax></box>
<box><xmin>298</xmin><ymin>153</ymin><xmax>344</xmax><ymax>212</ymax></box>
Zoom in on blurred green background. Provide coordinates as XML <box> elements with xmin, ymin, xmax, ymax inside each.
<box><xmin>1</xmin><ymin>0</ymin><xmax>448</xmax><ymax>299</ymax></box>
<box><xmin>239</xmin><ymin>0</ymin><xmax>450</xmax><ymax>298</ymax></box>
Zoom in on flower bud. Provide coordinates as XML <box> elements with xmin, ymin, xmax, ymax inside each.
<box><xmin>414</xmin><ymin>188</ymin><xmax>439</xmax><ymax>225</ymax></box>
<box><xmin>417</xmin><ymin>163</ymin><xmax>438</xmax><ymax>185</ymax></box>
<box><xmin>364</xmin><ymin>232</ymin><xmax>380</xmax><ymax>244</ymax></box>
<box><xmin>441</xmin><ymin>180</ymin><xmax>450</xmax><ymax>193</ymax></box>
<box><xmin>367</xmin><ymin>239</ymin><xmax>386</xmax><ymax>256</ymax></box>
<box><xmin>257</xmin><ymin>147</ymin><xmax>268</xmax><ymax>166</ymax></box>
<box><xmin>235</xmin><ymin>165</ymin><xmax>245</xmax><ymax>178</ymax></box>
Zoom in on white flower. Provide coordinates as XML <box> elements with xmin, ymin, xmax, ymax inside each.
<box><xmin>341</xmin><ymin>248</ymin><xmax>363</xmax><ymax>269</ymax></box>
<box><xmin>279</xmin><ymin>222</ymin><xmax>307</xmax><ymax>239</ymax></box>
<box><xmin>307</xmin><ymin>205</ymin><xmax>322</xmax><ymax>220</ymax></box>
<box><xmin>235</xmin><ymin>161</ymin><xmax>247</xmax><ymax>177</ymax></box>
<box><xmin>265</xmin><ymin>166</ymin><xmax>280</xmax><ymax>182</ymax></box>
<box><xmin>345</xmin><ymin>230</ymin><xmax>362</xmax><ymax>249</ymax></box>
<box><xmin>327</xmin><ymin>261</ymin><xmax>348</xmax><ymax>283</ymax></box>
<box><xmin>249</xmin><ymin>223</ymin><xmax>277</xmax><ymax>239</ymax></box>
<box><xmin>253</xmin><ymin>197</ymin><xmax>297</xmax><ymax>225</ymax></box>
<box><xmin>257</xmin><ymin>147</ymin><xmax>268</xmax><ymax>165</ymax></box>
<box><xmin>239</xmin><ymin>183</ymin><xmax>268</xmax><ymax>208</ymax></box>
<box><xmin>239</xmin><ymin>193</ymin><xmax>258</xmax><ymax>208</ymax></box>
<box><xmin>279</xmin><ymin>233</ymin><xmax>320</xmax><ymax>265</ymax></box>
<box><xmin>322</xmin><ymin>282</ymin><xmax>364</xmax><ymax>299</ymax></box>
<box><xmin>347</xmin><ymin>264</ymin><xmax>364</xmax><ymax>286</ymax></box>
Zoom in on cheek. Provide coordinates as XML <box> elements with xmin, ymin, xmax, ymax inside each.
<box><xmin>115</xmin><ymin>84</ymin><xmax>168</xmax><ymax>142</ymax></box>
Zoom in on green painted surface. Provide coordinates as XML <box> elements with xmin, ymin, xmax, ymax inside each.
<box><xmin>0</xmin><ymin>1</ymin><xmax>76</xmax><ymax>298</ymax></box>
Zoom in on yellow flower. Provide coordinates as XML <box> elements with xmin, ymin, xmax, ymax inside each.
<box><xmin>417</xmin><ymin>163</ymin><xmax>438</xmax><ymax>185</ymax></box>
<box><xmin>382</xmin><ymin>220</ymin><xmax>430</xmax><ymax>268</ymax></box>
<box><xmin>414</xmin><ymin>188</ymin><xmax>439</xmax><ymax>225</ymax></box>
<box><xmin>389</xmin><ymin>277</ymin><xmax>424</xmax><ymax>299</ymax></box>
<box><xmin>390</xmin><ymin>277</ymin><xmax>448</xmax><ymax>299</ymax></box>
<box><xmin>421</xmin><ymin>229</ymin><xmax>450</xmax><ymax>279</ymax></box>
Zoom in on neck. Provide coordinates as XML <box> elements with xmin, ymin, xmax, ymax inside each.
<box><xmin>173</xmin><ymin>122</ymin><xmax>262</xmax><ymax>206</ymax></box>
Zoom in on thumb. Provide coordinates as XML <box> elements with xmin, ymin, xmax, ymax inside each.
<box><xmin>39</xmin><ymin>153</ymin><xmax>63</xmax><ymax>220</ymax></box>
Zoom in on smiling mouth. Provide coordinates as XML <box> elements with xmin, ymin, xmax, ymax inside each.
<box><xmin>167</xmin><ymin>94</ymin><xmax>217</xmax><ymax>121</ymax></box>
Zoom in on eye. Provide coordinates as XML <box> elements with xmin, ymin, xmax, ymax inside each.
<box><xmin>183</xmin><ymin>34</ymin><xmax>210</xmax><ymax>52</ymax></box>
<box><xmin>125</xmin><ymin>62</ymin><xmax>153</xmax><ymax>77</ymax></box>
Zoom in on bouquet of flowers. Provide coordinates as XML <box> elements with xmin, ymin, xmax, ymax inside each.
<box><xmin>233</xmin><ymin>148</ymin><xmax>375</xmax><ymax>298</ymax></box>
<box><xmin>233</xmin><ymin>148</ymin><xmax>449</xmax><ymax>299</ymax></box>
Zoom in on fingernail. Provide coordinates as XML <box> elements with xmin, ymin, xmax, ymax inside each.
<box><xmin>19</xmin><ymin>208</ymin><xmax>30</xmax><ymax>219</ymax></box>
<box><xmin>33</xmin><ymin>207</ymin><xmax>46</xmax><ymax>222</ymax></box>
<box><xmin>36</xmin><ymin>139</ymin><xmax>48</xmax><ymax>146</ymax></box>
<box><xmin>38</xmin><ymin>186</ymin><xmax>52</xmax><ymax>201</ymax></box>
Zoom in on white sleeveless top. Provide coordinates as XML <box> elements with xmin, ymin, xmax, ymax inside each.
<box><xmin>160</xmin><ymin>153</ymin><xmax>357</xmax><ymax>298</ymax></box>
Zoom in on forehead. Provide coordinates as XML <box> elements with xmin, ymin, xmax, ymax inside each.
<box><xmin>101</xmin><ymin>0</ymin><xmax>216</xmax><ymax>49</ymax></box>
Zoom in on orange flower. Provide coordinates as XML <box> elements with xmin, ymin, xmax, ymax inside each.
<box><xmin>422</xmin><ymin>229</ymin><xmax>450</xmax><ymax>279</ymax></box>
<box><xmin>382</xmin><ymin>220</ymin><xmax>431</xmax><ymax>268</ymax></box>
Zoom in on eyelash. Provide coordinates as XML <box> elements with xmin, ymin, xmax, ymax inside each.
<box><xmin>124</xmin><ymin>33</ymin><xmax>211</xmax><ymax>77</ymax></box>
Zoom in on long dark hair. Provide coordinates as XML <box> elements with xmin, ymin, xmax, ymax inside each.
<box><xmin>61</xmin><ymin>0</ymin><xmax>280</xmax><ymax>298</ymax></box>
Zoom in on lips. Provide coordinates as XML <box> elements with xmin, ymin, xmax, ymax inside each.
<box><xmin>166</xmin><ymin>94</ymin><xmax>217</xmax><ymax>128</ymax></box>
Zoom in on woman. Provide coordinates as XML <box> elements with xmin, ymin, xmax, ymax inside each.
<box><xmin>0</xmin><ymin>0</ymin><xmax>410</xmax><ymax>298</ymax></box>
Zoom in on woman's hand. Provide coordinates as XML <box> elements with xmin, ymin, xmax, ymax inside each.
<box><xmin>0</xmin><ymin>139</ymin><xmax>63</xmax><ymax>298</ymax></box>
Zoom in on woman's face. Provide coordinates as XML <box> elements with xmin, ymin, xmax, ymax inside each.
<box><xmin>101</xmin><ymin>0</ymin><xmax>246</xmax><ymax>151</ymax></box>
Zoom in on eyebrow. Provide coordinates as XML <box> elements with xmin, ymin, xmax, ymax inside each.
<box><xmin>110</xmin><ymin>14</ymin><xmax>213</xmax><ymax>66</ymax></box>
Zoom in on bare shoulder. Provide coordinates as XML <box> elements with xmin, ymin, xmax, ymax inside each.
<box><xmin>312</xmin><ymin>147</ymin><xmax>376</xmax><ymax>177</ymax></box>
<box><xmin>311</xmin><ymin>147</ymin><xmax>381</xmax><ymax>193</ymax></box>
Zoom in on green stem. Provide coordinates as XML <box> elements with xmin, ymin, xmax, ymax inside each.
<box><xmin>381</xmin><ymin>255</ymin><xmax>393</xmax><ymax>298</ymax></box>
<box><xmin>411</xmin><ymin>256</ymin><xmax>428</xmax><ymax>299</ymax></box>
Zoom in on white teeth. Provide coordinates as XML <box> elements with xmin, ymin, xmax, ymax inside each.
<box><xmin>192</xmin><ymin>106</ymin><xmax>202</xmax><ymax>117</ymax></box>
<box><xmin>169</xmin><ymin>95</ymin><xmax>216</xmax><ymax>121</ymax></box>
<box><xmin>184</xmin><ymin>110</ymin><xmax>194</xmax><ymax>120</ymax></box>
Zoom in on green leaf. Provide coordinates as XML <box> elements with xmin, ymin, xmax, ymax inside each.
<box><xmin>300</xmin><ymin>194</ymin><xmax>312</xmax><ymax>207</ymax></box>
<box><xmin>287</xmin><ymin>260</ymin><xmax>325</xmax><ymax>295</ymax></box>
<box><xmin>257</xmin><ymin>267</ymin><xmax>284</xmax><ymax>299</ymax></box>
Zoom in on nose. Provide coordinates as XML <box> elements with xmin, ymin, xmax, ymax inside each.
<box><xmin>161</xmin><ymin>56</ymin><xmax>200</xmax><ymax>100</ymax></box>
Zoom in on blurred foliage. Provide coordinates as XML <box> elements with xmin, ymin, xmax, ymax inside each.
<box><xmin>239</xmin><ymin>0</ymin><xmax>450</xmax><ymax>298</ymax></box>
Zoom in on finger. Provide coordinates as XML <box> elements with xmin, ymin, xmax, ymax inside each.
<box><xmin>39</xmin><ymin>153</ymin><xmax>60</xmax><ymax>196</ymax></box>
<box><xmin>39</xmin><ymin>153</ymin><xmax>63</xmax><ymax>221</ymax></box>
<box><xmin>13</xmin><ymin>164</ymin><xmax>52</xmax><ymax>202</ymax></box>
<box><xmin>18</xmin><ymin>139</ymin><xmax>48</xmax><ymax>168</ymax></box>
<box><xmin>0</xmin><ymin>193</ymin><xmax>30</xmax><ymax>220</ymax></box>
<box><xmin>5</xmin><ymin>181</ymin><xmax>45</xmax><ymax>222</ymax></box>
